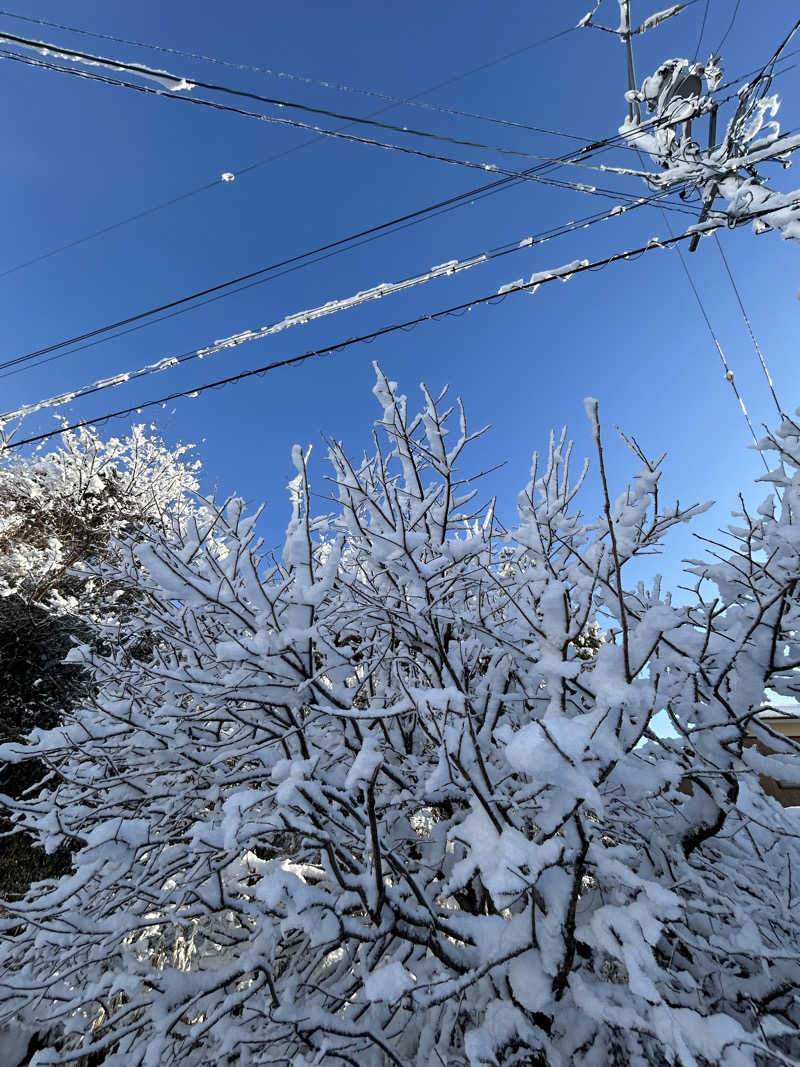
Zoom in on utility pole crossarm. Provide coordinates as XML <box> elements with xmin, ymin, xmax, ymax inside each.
<box><xmin>606</xmin><ymin>4</ymin><xmax>800</xmax><ymax>245</ymax></box>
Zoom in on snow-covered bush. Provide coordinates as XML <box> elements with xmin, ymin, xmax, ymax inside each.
<box><xmin>2</xmin><ymin>368</ymin><xmax>800</xmax><ymax>1065</ymax></box>
<box><xmin>0</xmin><ymin>422</ymin><xmax>200</xmax><ymax>611</ymax></box>
<box><xmin>0</xmin><ymin>424</ymin><xmax>202</xmax><ymax>896</ymax></box>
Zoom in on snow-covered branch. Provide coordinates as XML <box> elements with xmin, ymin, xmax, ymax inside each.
<box><xmin>2</xmin><ymin>370</ymin><xmax>800</xmax><ymax>1064</ymax></box>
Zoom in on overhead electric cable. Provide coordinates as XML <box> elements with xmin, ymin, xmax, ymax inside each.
<box><xmin>713</xmin><ymin>231</ymin><xmax>783</xmax><ymax>416</ymax></box>
<box><xmin>663</xmin><ymin>211</ymin><xmax>769</xmax><ymax>468</ymax></box>
<box><xmin>0</xmin><ymin>29</ymin><xmax>614</xmax><ymax>168</ymax></box>
<box><xmin>2</xmin><ymin>45</ymin><xmax>750</xmax><ymax>281</ymax></box>
<box><xmin>0</xmin><ymin>9</ymin><xmax>589</xmax><ymax>144</ymax></box>
<box><xmin>0</xmin><ymin>132</ymin><xmax>697</xmax><ymax>380</ymax></box>
<box><xmin>0</xmin><ymin>28</ymin><xmax>584</xmax><ymax>281</ymax></box>
<box><xmin>1</xmin><ymin>190</ymin><xmax>683</xmax><ymax>422</ymax></box>
<box><xmin>715</xmin><ymin>0</ymin><xmax>743</xmax><ymax>54</ymax></box>
<box><xmin>0</xmin><ymin>9</ymin><xmax>576</xmax><ymax>93</ymax></box>
<box><xmin>1</xmin><ymin>38</ymin><xmax>759</xmax><ymax>181</ymax></box>
<box><xmin>4</xmin><ymin>231</ymin><xmax>699</xmax><ymax>451</ymax></box>
<box><xmin>0</xmin><ymin>48</ymin><xmax>666</xmax><ymax>200</ymax></box>
<box><xmin>0</xmin><ymin>187</ymin><xmax>693</xmax><ymax>388</ymax></box>
<box><xmin>0</xmin><ymin>7</ymin><xmax>651</xmax><ymax>168</ymax></box>
<box><xmin>5</xmin><ymin>207</ymin><xmax>789</xmax><ymax>452</ymax></box>
<box><xmin>693</xmin><ymin>0</ymin><xmax>710</xmax><ymax>61</ymax></box>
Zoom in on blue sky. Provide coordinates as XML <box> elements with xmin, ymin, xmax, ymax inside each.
<box><xmin>2</xmin><ymin>0</ymin><xmax>799</xmax><ymax>584</ymax></box>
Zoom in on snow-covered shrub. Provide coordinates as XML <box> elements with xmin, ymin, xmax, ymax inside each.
<box><xmin>0</xmin><ymin>424</ymin><xmax>202</xmax><ymax>897</ymax></box>
<box><xmin>2</xmin><ymin>368</ymin><xmax>800</xmax><ymax>1066</ymax></box>
<box><xmin>0</xmin><ymin>422</ymin><xmax>200</xmax><ymax>611</ymax></box>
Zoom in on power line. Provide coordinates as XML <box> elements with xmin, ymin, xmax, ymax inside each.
<box><xmin>0</xmin><ymin>29</ymin><xmax>602</xmax><ymax>168</ymax></box>
<box><xmin>0</xmin><ymin>20</ymin><xmax>586</xmax><ymax>279</ymax></box>
<box><xmin>1</xmin><ymin>36</ymin><xmax>758</xmax><ymax>188</ymax></box>
<box><xmin>0</xmin><ymin>184</ymin><xmax>693</xmax><ymax>388</ymax></box>
<box><xmin>0</xmin><ymin>8</ymin><xmax>587</xmax><ymax>143</ymax></box>
<box><xmin>0</xmin><ymin>9</ymin><xmax>576</xmax><ymax>97</ymax></box>
<box><xmin>713</xmin><ymin>231</ymin><xmax>783</xmax><ymax>416</ymax></box>
<box><xmin>3</xmin><ymin>218</ymin><xmax>778</xmax><ymax>452</ymax></box>
<box><xmin>2</xmin><ymin>42</ymin><xmax>754</xmax><ymax>283</ymax></box>
<box><xmin>662</xmin><ymin>211</ymin><xmax>770</xmax><ymax>470</ymax></box>
<box><xmin>715</xmin><ymin>0</ymin><xmax>743</xmax><ymax>54</ymax></box>
<box><xmin>0</xmin><ymin>117</ymin><xmax>697</xmax><ymax>381</ymax></box>
<box><xmin>1</xmin><ymin>190</ymin><xmax>682</xmax><ymax>422</ymax></box>
<box><xmin>0</xmin><ymin>9</ymin><xmax>650</xmax><ymax>169</ymax></box>
<box><xmin>0</xmin><ymin>48</ymin><xmax>665</xmax><ymax>210</ymax></box>
<box><xmin>693</xmin><ymin>0</ymin><xmax>710</xmax><ymax>61</ymax></box>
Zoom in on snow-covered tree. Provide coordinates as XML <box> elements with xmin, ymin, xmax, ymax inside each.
<box><xmin>0</xmin><ymin>424</ymin><xmax>201</xmax><ymax>896</ymax></box>
<box><xmin>2</xmin><ymin>368</ymin><xmax>800</xmax><ymax>1065</ymax></box>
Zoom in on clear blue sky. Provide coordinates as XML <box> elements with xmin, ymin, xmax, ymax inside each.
<box><xmin>2</xmin><ymin>0</ymin><xmax>799</xmax><ymax>584</ymax></box>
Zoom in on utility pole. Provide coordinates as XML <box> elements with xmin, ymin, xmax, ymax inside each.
<box><xmin>619</xmin><ymin>0</ymin><xmax>641</xmax><ymax>125</ymax></box>
<box><xmin>579</xmin><ymin>4</ymin><xmax>800</xmax><ymax>246</ymax></box>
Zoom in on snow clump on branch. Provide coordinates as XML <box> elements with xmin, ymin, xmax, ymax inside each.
<box><xmin>1</xmin><ymin>367</ymin><xmax>800</xmax><ymax>1065</ymax></box>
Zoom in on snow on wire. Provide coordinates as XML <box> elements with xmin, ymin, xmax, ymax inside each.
<box><xmin>0</xmin><ymin>192</ymin><xmax>672</xmax><ymax>428</ymax></box>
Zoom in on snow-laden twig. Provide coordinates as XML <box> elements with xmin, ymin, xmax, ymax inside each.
<box><xmin>3</xmin><ymin>370</ymin><xmax>800</xmax><ymax>1065</ymax></box>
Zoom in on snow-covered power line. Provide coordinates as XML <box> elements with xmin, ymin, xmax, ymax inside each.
<box><xmin>5</xmin><ymin>206</ymin><xmax>790</xmax><ymax>452</ymax></box>
<box><xmin>0</xmin><ymin>36</ymin><xmax>712</xmax><ymax>195</ymax></box>
<box><xmin>0</xmin><ymin>192</ymin><xmax>679</xmax><ymax>426</ymax></box>
<box><xmin>2</xmin><ymin>250</ymin><xmax>503</xmax><ymax>426</ymax></box>
<box><xmin>0</xmin><ymin>36</ymin><xmax>762</xmax><ymax>196</ymax></box>
<box><xmin>0</xmin><ymin>28</ymin><xmax>617</xmax><ymax>168</ymax></box>
<box><xmin>0</xmin><ymin>47</ymin><xmax>652</xmax><ymax>203</ymax></box>
<box><xmin>0</xmin><ymin>8</ymin><xmax>592</xmax><ymax>144</ymax></box>
<box><xmin>0</xmin><ymin>101</ymin><xmax>693</xmax><ymax>290</ymax></box>
<box><xmin>0</xmin><ymin>15</ymin><xmax>787</xmax><ymax>283</ymax></box>
<box><xmin>0</xmin><ymin>7</ymin><xmax>578</xmax><ymax>108</ymax></box>
<box><xmin>0</xmin><ymin>162</ymin><xmax>696</xmax><ymax>382</ymax></box>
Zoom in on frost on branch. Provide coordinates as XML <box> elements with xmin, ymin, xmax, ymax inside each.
<box><xmin>2</xmin><ymin>368</ymin><xmax>800</xmax><ymax>1065</ymax></box>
